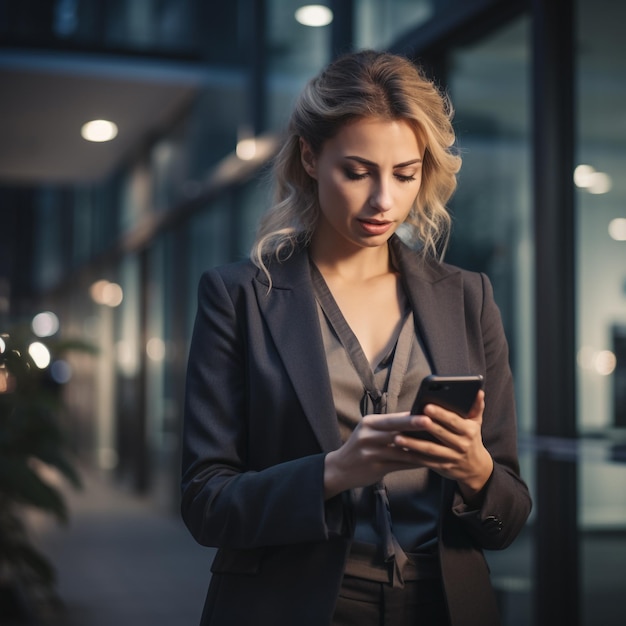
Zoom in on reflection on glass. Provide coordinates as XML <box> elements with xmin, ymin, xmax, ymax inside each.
<box><xmin>355</xmin><ymin>0</ymin><xmax>433</xmax><ymax>49</ymax></box>
<box><xmin>574</xmin><ymin>163</ymin><xmax>612</xmax><ymax>194</ymax></box>
<box><xmin>267</xmin><ymin>0</ymin><xmax>331</xmax><ymax>131</ymax></box>
<box><xmin>577</xmin><ymin>0</ymin><xmax>626</xmax><ymax>623</ymax></box>
<box><xmin>608</xmin><ymin>218</ymin><xmax>626</xmax><ymax>241</ymax></box>
<box><xmin>446</xmin><ymin>16</ymin><xmax>533</xmax><ymax>625</ymax></box>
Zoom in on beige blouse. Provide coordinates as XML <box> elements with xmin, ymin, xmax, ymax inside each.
<box><xmin>310</xmin><ymin>261</ymin><xmax>442</xmax><ymax>586</ymax></box>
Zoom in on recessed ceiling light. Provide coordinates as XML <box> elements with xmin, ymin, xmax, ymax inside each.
<box><xmin>295</xmin><ymin>5</ymin><xmax>333</xmax><ymax>27</ymax></box>
<box><xmin>81</xmin><ymin>119</ymin><xmax>118</xmax><ymax>142</ymax></box>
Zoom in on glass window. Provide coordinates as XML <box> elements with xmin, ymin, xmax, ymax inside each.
<box><xmin>113</xmin><ymin>254</ymin><xmax>143</xmax><ymax>485</ymax></box>
<box><xmin>187</xmin><ymin>201</ymin><xmax>232</xmax><ymax>333</ymax></box>
<box><xmin>119</xmin><ymin>159</ymin><xmax>151</xmax><ymax>233</ymax></box>
<box><xmin>445</xmin><ymin>16</ymin><xmax>534</xmax><ymax>624</ymax></box>
<box><xmin>577</xmin><ymin>0</ymin><xmax>626</xmax><ymax>623</ymax></box>
<box><xmin>72</xmin><ymin>187</ymin><xmax>93</xmax><ymax>265</ymax></box>
<box><xmin>33</xmin><ymin>187</ymin><xmax>68</xmax><ymax>291</ymax></box>
<box><xmin>355</xmin><ymin>0</ymin><xmax>475</xmax><ymax>51</ymax></box>
<box><xmin>145</xmin><ymin>231</ymin><xmax>185</xmax><ymax>510</ymax></box>
<box><xmin>266</xmin><ymin>0</ymin><xmax>331</xmax><ymax>132</ymax></box>
<box><xmin>355</xmin><ymin>0</ymin><xmax>433</xmax><ymax>49</ymax></box>
<box><xmin>447</xmin><ymin>17</ymin><xmax>533</xmax><ymax>433</ymax></box>
<box><xmin>185</xmin><ymin>84</ymin><xmax>245</xmax><ymax>181</ymax></box>
<box><xmin>235</xmin><ymin>177</ymin><xmax>273</xmax><ymax>260</ymax></box>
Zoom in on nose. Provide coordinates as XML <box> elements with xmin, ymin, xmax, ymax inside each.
<box><xmin>369</xmin><ymin>177</ymin><xmax>393</xmax><ymax>213</ymax></box>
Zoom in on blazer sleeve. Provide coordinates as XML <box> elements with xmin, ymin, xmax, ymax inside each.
<box><xmin>450</xmin><ymin>272</ymin><xmax>532</xmax><ymax>550</ymax></box>
<box><xmin>180</xmin><ymin>268</ymin><xmax>347</xmax><ymax>551</ymax></box>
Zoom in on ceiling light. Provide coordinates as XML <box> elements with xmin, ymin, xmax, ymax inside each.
<box><xmin>573</xmin><ymin>163</ymin><xmax>612</xmax><ymax>194</ymax></box>
<box><xmin>573</xmin><ymin>164</ymin><xmax>595</xmax><ymax>188</ymax></box>
<box><xmin>81</xmin><ymin>119</ymin><xmax>118</xmax><ymax>142</ymax></box>
<box><xmin>587</xmin><ymin>172</ymin><xmax>612</xmax><ymax>194</ymax></box>
<box><xmin>608</xmin><ymin>218</ymin><xmax>626</xmax><ymax>241</ymax></box>
<box><xmin>295</xmin><ymin>5</ymin><xmax>333</xmax><ymax>27</ymax></box>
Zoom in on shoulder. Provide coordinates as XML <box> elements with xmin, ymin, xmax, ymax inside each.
<box><xmin>199</xmin><ymin>257</ymin><xmax>260</xmax><ymax>291</ymax></box>
<box><xmin>392</xmin><ymin>235</ymin><xmax>489</xmax><ymax>291</ymax></box>
<box><xmin>196</xmin><ymin>246</ymin><xmax>312</xmax><ymax>305</ymax></box>
<box><xmin>192</xmin><ymin>259</ymin><xmax>261</xmax><ymax>316</ymax></box>
<box><xmin>440</xmin><ymin>260</ymin><xmax>492</xmax><ymax>300</ymax></box>
<box><xmin>213</xmin><ymin>257</ymin><xmax>259</xmax><ymax>282</ymax></box>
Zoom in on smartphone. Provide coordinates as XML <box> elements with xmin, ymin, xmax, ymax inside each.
<box><xmin>404</xmin><ymin>374</ymin><xmax>484</xmax><ymax>439</ymax></box>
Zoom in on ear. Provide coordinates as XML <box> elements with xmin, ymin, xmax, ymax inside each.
<box><xmin>299</xmin><ymin>137</ymin><xmax>318</xmax><ymax>179</ymax></box>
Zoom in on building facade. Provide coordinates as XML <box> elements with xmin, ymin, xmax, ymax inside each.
<box><xmin>0</xmin><ymin>1</ymin><xmax>625</xmax><ymax>624</ymax></box>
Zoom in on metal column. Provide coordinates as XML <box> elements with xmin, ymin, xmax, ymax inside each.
<box><xmin>532</xmin><ymin>1</ymin><xmax>580</xmax><ymax>624</ymax></box>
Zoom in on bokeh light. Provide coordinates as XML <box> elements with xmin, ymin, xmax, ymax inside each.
<box><xmin>81</xmin><ymin>119</ymin><xmax>118</xmax><ymax>142</ymax></box>
<box><xmin>146</xmin><ymin>337</ymin><xmax>166</xmax><ymax>362</ymax></box>
<box><xmin>51</xmin><ymin>360</ymin><xmax>72</xmax><ymax>384</ymax></box>
<box><xmin>32</xmin><ymin>311</ymin><xmax>60</xmax><ymax>337</ymax></box>
<box><xmin>608</xmin><ymin>218</ymin><xmax>626</xmax><ymax>241</ymax></box>
<box><xmin>28</xmin><ymin>341</ymin><xmax>51</xmax><ymax>369</ymax></box>
<box><xmin>295</xmin><ymin>5</ymin><xmax>333</xmax><ymax>27</ymax></box>
<box><xmin>90</xmin><ymin>280</ymin><xmax>124</xmax><ymax>307</ymax></box>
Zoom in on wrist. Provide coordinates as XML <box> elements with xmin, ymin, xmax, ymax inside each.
<box><xmin>458</xmin><ymin>452</ymin><xmax>494</xmax><ymax>505</ymax></box>
<box><xmin>323</xmin><ymin>451</ymin><xmax>344</xmax><ymax>500</ymax></box>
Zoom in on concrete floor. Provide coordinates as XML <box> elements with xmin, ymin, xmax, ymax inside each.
<box><xmin>26</xmin><ymin>468</ymin><xmax>214</xmax><ymax>626</ymax></box>
<box><xmin>15</xmin><ymin>467</ymin><xmax>626</xmax><ymax>626</ymax></box>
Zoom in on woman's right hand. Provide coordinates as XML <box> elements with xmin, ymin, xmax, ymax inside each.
<box><xmin>323</xmin><ymin>412</ymin><xmax>427</xmax><ymax>499</ymax></box>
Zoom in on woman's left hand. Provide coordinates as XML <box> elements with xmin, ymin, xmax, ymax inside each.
<box><xmin>394</xmin><ymin>390</ymin><xmax>494</xmax><ymax>504</ymax></box>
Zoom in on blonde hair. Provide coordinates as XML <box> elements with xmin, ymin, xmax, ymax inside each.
<box><xmin>251</xmin><ymin>49</ymin><xmax>461</xmax><ymax>275</ymax></box>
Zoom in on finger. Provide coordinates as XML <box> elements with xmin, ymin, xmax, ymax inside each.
<box><xmin>362</xmin><ymin>412</ymin><xmax>421</xmax><ymax>433</ymax></box>
<box><xmin>380</xmin><ymin>445</ymin><xmax>432</xmax><ymax>469</ymax></box>
<box><xmin>421</xmin><ymin>403</ymin><xmax>466</xmax><ymax>435</ymax></box>
<box><xmin>467</xmin><ymin>389</ymin><xmax>485</xmax><ymax>419</ymax></box>
<box><xmin>398</xmin><ymin>411</ymin><xmax>469</xmax><ymax>452</ymax></box>
<box><xmin>393</xmin><ymin>434</ymin><xmax>455</xmax><ymax>464</ymax></box>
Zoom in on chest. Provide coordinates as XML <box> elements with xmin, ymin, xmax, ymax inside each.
<box><xmin>323</xmin><ymin>273</ymin><xmax>406</xmax><ymax>367</ymax></box>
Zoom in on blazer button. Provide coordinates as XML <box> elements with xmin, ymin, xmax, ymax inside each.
<box><xmin>483</xmin><ymin>515</ymin><xmax>503</xmax><ymax>533</ymax></box>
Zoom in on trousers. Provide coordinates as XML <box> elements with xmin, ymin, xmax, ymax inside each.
<box><xmin>331</xmin><ymin>574</ymin><xmax>450</xmax><ymax>626</ymax></box>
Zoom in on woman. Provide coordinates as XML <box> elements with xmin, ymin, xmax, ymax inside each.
<box><xmin>181</xmin><ymin>50</ymin><xmax>531</xmax><ymax>626</ymax></box>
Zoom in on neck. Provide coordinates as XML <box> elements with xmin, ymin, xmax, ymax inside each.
<box><xmin>309</xmin><ymin>236</ymin><xmax>393</xmax><ymax>281</ymax></box>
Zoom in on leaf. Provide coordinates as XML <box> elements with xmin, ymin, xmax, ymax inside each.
<box><xmin>0</xmin><ymin>457</ymin><xmax>68</xmax><ymax>522</ymax></box>
<box><xmin>1</xmin><ymin>538</ymin><xmax>57</xmax><ymax>585</ymax></box>
<box><xmin>47</xmin><ymin>338</ymin><xmax>99</xmax><ymax>356</ymax></box>
<box><xmin>31</xmin><ymin>448</ymin><xmax>82</xmax><ymax>490</ymax></box>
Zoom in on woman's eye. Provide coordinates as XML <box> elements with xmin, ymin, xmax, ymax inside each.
<box><xmin>395</xmin><ymin>173</ymin><xmax>416</xmax><ymax>183</ymax></box>
<box><xmin>344</xmin><ymin>169</ymin><xmax>369</xmax><ymax>181</ymax></box>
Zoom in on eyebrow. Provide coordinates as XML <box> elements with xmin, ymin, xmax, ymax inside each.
<box><xmin>345</xmin><ymin>155</ymin><xmax>423</xmax><ymax>168</ymax></box>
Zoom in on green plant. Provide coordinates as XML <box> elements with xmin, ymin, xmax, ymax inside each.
<box><xmin>0</xmin><ymin>325</ymin><xmax>95</xmax><ymax>621</ymax></box>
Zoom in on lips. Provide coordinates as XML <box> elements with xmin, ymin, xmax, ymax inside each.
<box><xmin>358</xmin><ymin>219</ymin><xmax>393</xmax><ymax>235</ymax></box>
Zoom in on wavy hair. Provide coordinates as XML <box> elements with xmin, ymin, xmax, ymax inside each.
<box><xmin>251</xmin><ymin>49</ymin><xmax>461</xmax><ymax>276</ymax></box>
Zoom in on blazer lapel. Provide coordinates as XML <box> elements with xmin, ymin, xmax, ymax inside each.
<box><xmin>253</xmin><ymin>249</ymin><xmax>343</xmax><ymax>452</ymax></box>
<box><xmin>251</xmin><ymin>238</ymin><xmax>472</xmax><ymax>451</ymax></box>
<box><xmin>391</xmin><ymin>237</ymin><xmax>472</xmax><ymax>375</ymax></box>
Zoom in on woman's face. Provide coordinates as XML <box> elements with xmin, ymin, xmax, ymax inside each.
<box><xmin>301</xmin><ymin>116</ymin><xmax>424</xmax><ymax>253</ymax></box>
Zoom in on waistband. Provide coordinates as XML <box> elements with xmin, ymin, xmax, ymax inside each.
<box><xmin>345</xmin><ymin>541</ymin><xmax>441</xmax><ymax>583</ymax></box>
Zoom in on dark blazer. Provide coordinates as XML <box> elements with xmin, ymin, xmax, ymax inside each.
<box><xmin>181</xmin><ymin>236</ymin><xmax>532</xmax><ymax>626</ymax></box>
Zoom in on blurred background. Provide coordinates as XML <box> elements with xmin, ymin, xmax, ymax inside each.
<box><xmin>0</xmin><ymin>0</ymin><xmax>624</xmax><ymax>625</ymax></box>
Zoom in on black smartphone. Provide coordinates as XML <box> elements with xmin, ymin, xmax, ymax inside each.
<box><xmin>404</xmin><ymin>374</ymin><xmax>484</xmax><ymax>439</ymax></box>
